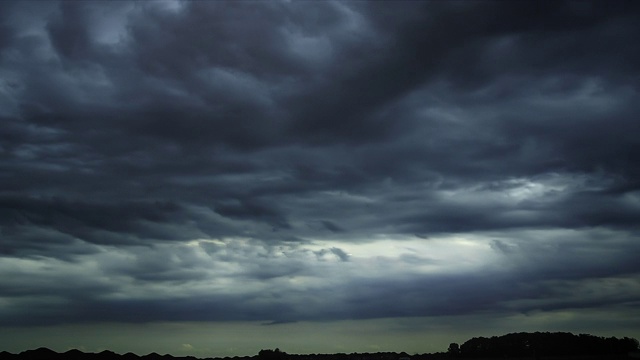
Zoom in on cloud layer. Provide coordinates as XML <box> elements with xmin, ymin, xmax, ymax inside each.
<box><xmin>1</xmin><ymin>0</ymin><xmax>639</xmax><ymax>341</ymax></box>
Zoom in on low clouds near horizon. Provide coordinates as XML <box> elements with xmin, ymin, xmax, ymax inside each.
<box><xmin>1</xmin><ymin>0</ymin><xmax>639</xmax><ymax>355</ymax></box>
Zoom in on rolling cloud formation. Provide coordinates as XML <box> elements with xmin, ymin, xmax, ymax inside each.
<box><xmin>0</xmin><ymin>1</ymin><xmax>639</xmax><ymax>332</ymax></box>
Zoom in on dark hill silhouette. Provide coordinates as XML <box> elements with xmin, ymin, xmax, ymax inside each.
<box><xmin>1</xmin><ymin>332</ymin><xmax>638</xmax><ymax>360</ymax></box>
<box><xmin>20</xmin><ymin>347</ymin><xmax>59</xmax><ymax>360</ymax></box>
<box><xmin>122</xmin><ymin>353</ymin><xmax>140</xmax><ymax>360</ymax></box>
<box><xmin>64</xmin><ymin>349</ymin><xmax>85</xmax><ymax>360</ymax></box>
<box><xmin>0</xmin><ymin>351</ymin><xmax>17</xmax><ymax>360</ymax></box>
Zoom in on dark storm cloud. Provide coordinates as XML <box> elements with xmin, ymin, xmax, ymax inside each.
<box><xmin>47</xmin><ymin>2</ymin><xmax>92</xmax><ymax>60</ymax></box>
<box><xmin>1</xmin><ymin>0</ymin><xmax>639</xmax><ymax>328</ymax></box>
<box><xmin>0</xmin><ymin>196</ymin><xmax>195</xmax><ymax>246</ymax></box>
<box><xmin>321</xmin><ymin>220</ymin><xmax>344</xmax><ymax>233</ymax></box>
<box><xmin>213</xmin><ymin>197</ymin><xmax>290</xmax><ymax>229</ymax></box>
<box><xmin>3</xmin><ymin>229</ymin><xmax>638</xmax><ymax>326</ymax></box>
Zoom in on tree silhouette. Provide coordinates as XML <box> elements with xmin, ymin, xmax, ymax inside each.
<box><xmin>458</xmin><ymin>332</ymin><xmax>639</xmax><ymax>358</ymax></box>
<box><xmin>447</xmin><ymin>343</ymin><xmax>460</xmax><ymax>357</ymax></box>
<box><xmin>258</xmin><ymin>349</ymin><xmax>286</xmax><ymax>360</ymax></box>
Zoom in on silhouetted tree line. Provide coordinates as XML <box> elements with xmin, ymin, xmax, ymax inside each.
<box><xmin>1</xmin><ymin>332</ymin><xmax>638</xmax><ymax>360</ymax></box>
<box><xmin>258</xmin><ymin>349</ymin><xmax>286</xmax><ymax>360</ymax></box>
<box><xmin>453</xmin><ymin>332</ymin><xmax>639</xmax><ymax>358</ymax></box>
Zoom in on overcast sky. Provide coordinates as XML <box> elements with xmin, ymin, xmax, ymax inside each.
<box><xmin>1</xmin><ymin>0</ymin><xmax>640</xmax><ymax>357</ymax></box>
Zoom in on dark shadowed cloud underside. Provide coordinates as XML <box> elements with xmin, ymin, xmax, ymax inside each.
<box><xmin>0</xmin><ymin>0</ymin><xmax>639</xmax><ymax>356</ymax></box>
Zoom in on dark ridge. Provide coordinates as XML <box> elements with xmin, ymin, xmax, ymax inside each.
<box><xmin>19</xmin><ymin>347</ymin><xmax>59</xmax><ymax>360</ymax></box>
<box><xmin>0</xmin><ymin>351</ymin><xmax>18</xmax><ymax>360</ymax></box>
<box><xmin>64</xmin><ymin>349</ymin><xmax>85</xmax><ymax>360</ymax></box>
<box><xmin>1</xmin><ymin>332</ymin><xmax>639</xmax><ymax>360</ymax></box>
<box><xmin>121</xmin><ymin>353</ymin><xmax>140</xmax><ymax>360</ymax></box>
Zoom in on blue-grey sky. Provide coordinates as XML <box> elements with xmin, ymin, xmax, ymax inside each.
<box><xmin>1</xmin><ymin>0</ymin><xmax>639</xmax><ymax>356</ymax></box>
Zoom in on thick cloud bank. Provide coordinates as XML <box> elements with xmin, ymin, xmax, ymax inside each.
<box><xmin>1</xmin><ymin>0</ymin><xmax>639</xmax><ymax>334</ymax></box>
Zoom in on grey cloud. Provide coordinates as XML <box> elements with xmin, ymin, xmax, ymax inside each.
<box><xmin>213</xmin><ymin>198</ymin><xmax>290</xmax><ymax>230</ymax></box>
<box><xmin>0</xmin><ymin>0</ymin><xmax>639</xmax><ymax>329</ymax></box>
<box><xmin>321</xmin><ymin>220</ymin><xmax>344</xmax><ymax>233</ymax></box>
<box><xmin>0</xmin><ymin>196</ymin><xmax>183</xmax><ymax>240</ymax></box>
<box><xmin>490</xmin><ymin>240</ymin><xmax>516</xmax><ymax>255</ymax></box>
<box><xmin>1</xmin><ymin>228</ymin><xmax>638</xmax><ymax>326</ymax></box>
<box><xmin>329</xmin><ymin>247</ymin><xmax>350</xmax><ymax>262</ymax></box>
<box><xmin>46</xmin><ymin>2</ymin><xmax>92</xmax><ymax>60</ymax></box>
<box><xmin>313</xmin><ymin>247</ymin><xmax>350</xmax><ymax>262</ymax></box>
